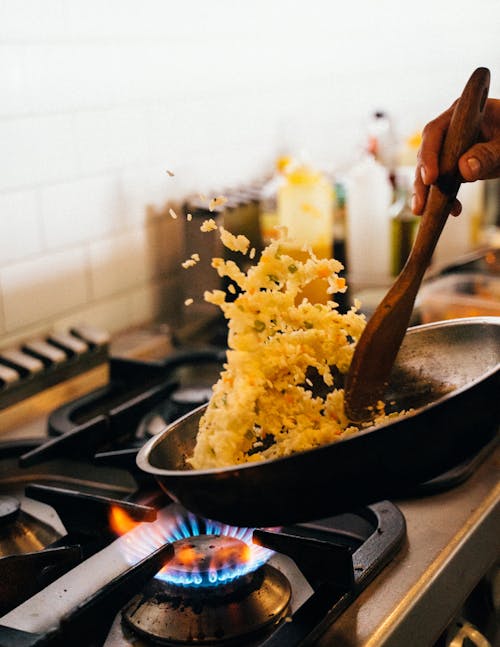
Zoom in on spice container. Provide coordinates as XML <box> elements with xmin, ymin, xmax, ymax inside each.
<box><xmin>181</xmin><ymin>197</ymin><xmax>224</xmax><ymax>317</ymax></box>
<box><xmin>226</xmin><ymin>186</ymin><xmax>264</xmax><ymax>256</ymax></box>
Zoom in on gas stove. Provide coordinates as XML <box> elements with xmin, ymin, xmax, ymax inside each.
<box><xmin>0</xmin><ymin>325</ymin><xmax>498</xmax><ymax>647</ymax></box>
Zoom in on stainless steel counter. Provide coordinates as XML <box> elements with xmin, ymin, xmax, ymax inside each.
<box><xmin>318</xmin><ymin>443</ymin><xmax>500</xmax><ymax>647</ymax></box>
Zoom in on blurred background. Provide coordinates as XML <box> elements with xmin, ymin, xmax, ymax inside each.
<box><xmin>0</xmin><ymin>0</ymin><xmax>499</xmax><ymax>345</ymax></box>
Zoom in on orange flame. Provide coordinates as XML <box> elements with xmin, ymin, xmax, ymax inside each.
<box><xmin>109</xmin><ymin>506</ymin><xmax>142</xmax><ymax>536</ymax></box>
<box><xmin>213</xmin><ymin>543</ymin><xmax>251</xmax><ymax>568</ymax></box>
<box><xmin>175</xmin><ymin>545</ymin><xmax>198</xmax><ymax>567</ymax></box>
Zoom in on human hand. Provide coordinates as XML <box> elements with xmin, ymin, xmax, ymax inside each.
<box><xmin>412</xmin><ymin>98</ymin><xmax>500</xmax><ymax>216</ymax></box>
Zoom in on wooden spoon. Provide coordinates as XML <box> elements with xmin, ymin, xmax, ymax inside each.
<box><xmin>344</xmin><ymin>67</ymin><xmax>490</xmax><ymax>423</ymax></box>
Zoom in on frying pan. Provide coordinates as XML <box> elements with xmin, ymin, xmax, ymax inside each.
<box><xmin>137</xmin><ymin>317</ymin><xmax>500</xmax><ymax>527</ymax></box>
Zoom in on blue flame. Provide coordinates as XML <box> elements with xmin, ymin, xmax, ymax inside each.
<box><xmin>118</xmin><ymin>504</ymin><xmax>274</xmax><ymax>588</ymax></box>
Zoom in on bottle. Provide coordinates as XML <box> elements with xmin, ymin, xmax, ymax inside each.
<box><xmin>277</xmin><ymin>162</ymin><xmax>334</xmax><ymax>303</ymax></box>
<box><xmin>390</xmin><ymin>171</ymin><xmax>420</xmax><ymax>276</ymax></box>
<box><xmin>333</xmin><ymin>179</ymin><xmax>347</xmax><ymax>268</ymax></box>
<box><xmin>398</xmin><ymin>130</ymin><xmax>422</xmax><ymax>168</ymax></box>
<box><xmin>433</xmin><ymin>180</ymin><xmax>485</xmax><ymax>267</ymax></box>
<box><xmin>367</xmin><ymin>110</ymin><xmax>397</xmax><ymax>190</ymax></box>
<box><xmin>345</xmin><ymin>154</ymin><xmax>393</xmax><ymax>286</ymax></box>
<box><xmin>278</xmin><ymin>164</ymin><xmax>334</xmax><ymax>255</ymax></box>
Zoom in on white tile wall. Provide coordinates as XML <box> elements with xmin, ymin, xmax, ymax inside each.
<box><xmin>0</xmin><ymin>190</ymin><xmax>42</xmax><ymax>263</ymax></box>
<box><xmin>0</xmin><ymin>115</ymin><xmax>77</xmax><ymax>191</ymax></box>
<box><xmin>0</xmin><ymin>0</ymin><xmax>66</xmax><ymax>41</ymax></box>
<box><xmin>0</xmin><ymin>0</ymin><xmax>499</xmax><ymax>346</ymax></box>
<box><xmin>40</xmin><ymin>175</ymin><xmax>125</xmax><ymax>249</ymax></box>
<box><xmin>0</xmin><ymin>248</ymin><xmax>88</xmax><ymax>331</ymax></box>
<box><xmin>128</xmin><ymin>276</ymin><xmax>184</xmax><ymax>329</ymax></box>
<box><xmin>88</xmin><ymin>227</ymin><xmax>151</xmax><ymax>299</ymax></box>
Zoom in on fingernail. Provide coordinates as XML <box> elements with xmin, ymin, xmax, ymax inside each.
<box><xmin>466</xmin><ymin>157</ymin><xmax>481</xmax><ymax>176</ymax></box>
<box><xmin>420</xmin><ymin>166</ymin><xmax>427</xmax><ymax>184</ymax></box>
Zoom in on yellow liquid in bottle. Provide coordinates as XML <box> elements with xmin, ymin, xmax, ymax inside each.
<box><xmin>260</xmin><ymin>210</ymin><xmax>279</xmax><ymax>245</ymax></box>
<box><xmin>277</xmin><ymin>164</ymin><xmax>335</xmax><ymax>304</ymax></box>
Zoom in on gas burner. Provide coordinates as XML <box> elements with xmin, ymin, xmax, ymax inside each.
<box><xmin>113</xmin><ymin>506</ymin><xmax>288</xmax><ymax>643</ymax></box>
<box><xmin>163</xmin><ymin>534</ymin><xmax>252</xmax><ymax>587</ymax></box>
<box><xmin>115</xmin><ymin>505</ymin><xmax>274</xmax><ymax>585</ymax></box>
<box><xmin>122</xmin><ymin>562</ymin><xmax>291</xmax><ymax>645</ymax></box>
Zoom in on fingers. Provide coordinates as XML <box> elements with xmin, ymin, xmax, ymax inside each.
<box><xmin>411</xmin><ymin>164</ymin><xmax>427</xmax><ymax>215</ymax></box>
<box><xmin>412</xmin><ymin>97</ymin><xmax>500</xmax><ymax>217</ymax></box>
<box><xmin>412</xmin><ymin>169</ymin><xmax>462</xmax><ymax>217</ymax></box>
<box><xmin>456</xmin><ymin>99</ymin><xmax>500</xmax><ymax>181</ymax></box>
<box><xmin>458</xmin><ymin>139</ymin><xmax>500</xmax><ymax>181</ymax></box>
<box><xmin>412</xmin><ymin>103</ymin><xmax>455</xmax><ymax>215</ymax></box>
<box><xmin>418</xmin><ymin>103</ymin><xmax>455</xmax><ymax>184</ymax></box>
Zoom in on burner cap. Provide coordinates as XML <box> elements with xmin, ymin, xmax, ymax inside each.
<box><xmin>0</xmin><ymin>496</ymin><xmax>20</xmax><ymax>525</ymax></box>
<box><xmin>123</xmin><ymin>563</ymin><xmax>291</xmax><ymax>644</ymax></box>
<box><xmin>165</xmin><ymin>534</ymin><xmax>250</xmax><ymax>587</ymax></box>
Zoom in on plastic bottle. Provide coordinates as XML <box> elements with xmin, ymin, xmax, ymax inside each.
<box><xmin>345</xmin><ymin>154</ymin><xmax>393</xmax><ymax>286</ymax></box>
<box><xmin>432</xmin><ymin>180</ymin><xmax>485</xmax><ymax>267</ymax></box>
<box><xmin>367</xmin><ymin>110</ymin><xmax>397</xmax><ymax>190</ymax></box>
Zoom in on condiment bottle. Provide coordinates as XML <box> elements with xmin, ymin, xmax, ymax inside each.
<box><xmin>367</xmin><ymin>110</ymin><xmax>397</xmax><ymax>191</ymax></box>
<box><xmin>345</xmin><ymin>154</ymin><xmax>393</xmax><ymax>287</ymax></box>
<box><xmin>390</xmin><ymin>171</ymin><xmax>420</xmax><ymax>276</ymax></box>
<box><xmin>277</xmin><ymin>163</ymin><xmax>334</xmax><ymax>303</ymax></box>
<box><xmin>278</xmin><ymin>164</ymin><xmax>334</xmax><ymax>255</ymax></box>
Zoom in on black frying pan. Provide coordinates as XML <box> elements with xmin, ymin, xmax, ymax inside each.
<box><xmin>137</xmin><ymin>317</ymin><xmax>500</xmax><ymax>527</ymax></box>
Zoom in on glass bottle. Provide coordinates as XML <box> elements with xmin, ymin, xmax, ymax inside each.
<box><xmin>390</xmin><ymin>174</ymin><xmax>420</xmax><ymax>276</ymax></box>
<box><xmin>277</xmin><ymin>162</ymin><xmax>334</xmax><ymax>303</ymax></box>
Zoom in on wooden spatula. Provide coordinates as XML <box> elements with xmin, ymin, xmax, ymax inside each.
<box><xmin>344</xmin><ymin>67</ymin><xmax>490</xmax><ymax>423</ymax></box>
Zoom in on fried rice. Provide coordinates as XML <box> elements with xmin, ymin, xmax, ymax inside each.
<box><xmin>188</xmin><ymin>226</ymin><xmax>368</xmax><ymax>469</ymax></box>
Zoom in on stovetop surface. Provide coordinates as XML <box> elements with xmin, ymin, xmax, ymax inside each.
<box><xmin>0</xmin><ymin>328</ymin><xmax>498</xmax><ymax>647</ymax></box>
<box><xmin>1</xmin><ymin>446</ymin><xmax>498</xmax><ymax>647</ymax></box>
<box><xmin>318</xmin><ymin>446</ymin><xmax>499</xmax><ymax>647</ymax></box>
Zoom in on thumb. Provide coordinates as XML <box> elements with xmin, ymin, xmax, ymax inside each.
<box><xmin>459</xmin><ymin>139</ymin><xmax>500</xmax><ymax>181</ymax></box>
